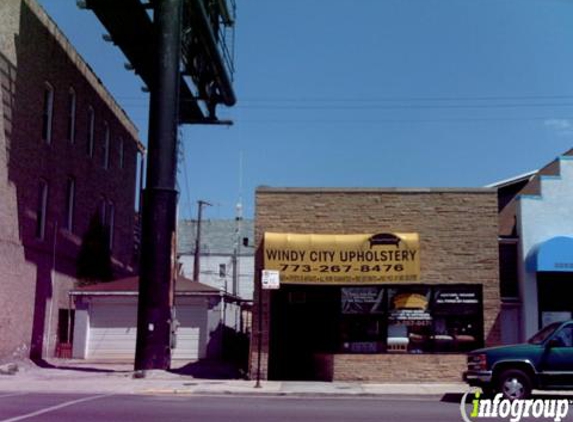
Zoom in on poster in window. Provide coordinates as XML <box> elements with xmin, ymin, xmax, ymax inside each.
<box><xmin>387</xmin><ymin>288</ymin><xmax>431</xmax><ymax>326</ymax></box>
<box><xmin>432</xmin><ymin>286</ymin><xmax>481</xmax><ymax>316</ymax></box>
<box><xmin>341</xmin><ymin>287</ymin><xmax>385</xmax><ymax>314</ymax></box>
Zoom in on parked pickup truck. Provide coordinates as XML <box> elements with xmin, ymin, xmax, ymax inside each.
<box><xmin>463</xmin><ymin>320</ymin><xmax>573</xmax><ymax>399</ymax></box>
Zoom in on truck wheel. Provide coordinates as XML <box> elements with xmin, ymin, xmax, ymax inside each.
<box><xmin>497</xmin><ymin>369</ymin><xmax>532</xmax><ymax>400</ymax></box>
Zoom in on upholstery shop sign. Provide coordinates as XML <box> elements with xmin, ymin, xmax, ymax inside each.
<box><xmin>264</xmin><ymin>232</ymin><xmax>420</xmax><ymax>285</ymax></box>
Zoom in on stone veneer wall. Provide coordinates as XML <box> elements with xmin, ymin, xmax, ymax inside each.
<box><xmin>250</xmin><ymin>188</ymin><xmax>501</xmax><ymax>381</ymax></box>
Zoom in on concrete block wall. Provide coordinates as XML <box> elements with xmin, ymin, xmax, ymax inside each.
<box><xmin>251</xmin><ymin>188</ymin><xmax>501</xmax><ymax>381</ymax></box>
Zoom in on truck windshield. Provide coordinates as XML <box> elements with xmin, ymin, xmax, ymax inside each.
<box><xmin>528</xmin><ymin>322</ymin><xmax>562</xmax><ymax>344</ymax></box>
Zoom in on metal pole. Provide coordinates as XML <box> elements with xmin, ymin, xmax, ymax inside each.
<box><xmin>254</xmin><ymin>277</ymin><xmax>263</xmax><ymax>388</ymax></box>
<box><xmin>193</xmin><ymin>200</ymin><xmax>211</xmax><ymax>282</ymax></box>
<box><xmin>134</xmin><ymin>0</ymin><xmax>183</xmax><ymax>372</ymax></box>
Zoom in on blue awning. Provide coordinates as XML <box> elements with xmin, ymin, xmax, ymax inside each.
<box><xmin>536</xmin><ymin>236</ymin><xmax>573</xmax><ymax>272</ymax></box>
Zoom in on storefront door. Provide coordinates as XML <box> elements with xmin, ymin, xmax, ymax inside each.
<box><xmin>269</xmin><ymin>286</ymin><xmax>339</xmax><ymax>380</ymax></box>
<box><xmin>538</xmin><ymin>273</ymin><xmax>573</xmax><ymax>328</ymax></box>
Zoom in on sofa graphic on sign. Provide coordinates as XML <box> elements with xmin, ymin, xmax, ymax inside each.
<box><xmin>369</xmin><ymin>233</ymin><xmax>402</xmax><ymax>248</ymax></box>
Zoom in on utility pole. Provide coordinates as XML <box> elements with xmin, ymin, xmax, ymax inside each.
<box><xmin>193</xmin><ymin>200</ymin><xmax>211</xmax><ymax>283</ymax></box>
<box><xmin>83</xmin><ymin>0</ymin><xmax>237</xmax><ymax>374</ymax></box>
<box><xmin>134</xmin><ymin>0</ymin><xmax>183</xmax><ymax>371</ymax></box>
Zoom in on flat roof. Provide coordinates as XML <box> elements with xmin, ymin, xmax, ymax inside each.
<box><xmin>256</xmin><ymin>186</ymin><xmax>496</xmax><ymax>194</ymax></box>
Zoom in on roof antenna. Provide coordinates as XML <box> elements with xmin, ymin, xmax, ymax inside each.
<box><xmin>236</xmin><ymin>151</ymin><xmax>243</xmax><ymax>221</ymax></box>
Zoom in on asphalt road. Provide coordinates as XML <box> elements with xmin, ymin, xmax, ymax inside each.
<box><xmin>0</xmin><ymin>392</ymin><xmax>494</xmax><ymax>422</ymax></box>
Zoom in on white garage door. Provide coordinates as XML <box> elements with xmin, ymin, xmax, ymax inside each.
<box><xmin>87</xmin><ymin>301</ymin><xmax>208</xmax><ymax>361</ymax></box>
<box><xmin>88</xmin><ymin>303</ymin><xmax>137</xmax><ymax>360</ymax></box>
<box><xmin>171</xmin><ymin>303</ymin><xmax>207</xmax><ymax>360</ymax></box>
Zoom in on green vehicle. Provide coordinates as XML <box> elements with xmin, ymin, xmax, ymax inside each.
<box><xmin>463</xmin><ymin>320</ymin><xmax>573</xmax><ymax>399</ymax></box>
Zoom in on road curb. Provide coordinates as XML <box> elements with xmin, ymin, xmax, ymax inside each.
<box><xmin>139</xmin><ymin>388</ymin><xmax>448</xmax><ymax>401</ymax></box>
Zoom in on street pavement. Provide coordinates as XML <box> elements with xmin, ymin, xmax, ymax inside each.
<box><xmin>0</xmin><ymin>393</ymin><xmax>475</xmax><ymax>422</ymax></box>
<box><xmin>0</xmin><ymin>358</ymin><xmax>467</xmax><ymax>398</ymax></box>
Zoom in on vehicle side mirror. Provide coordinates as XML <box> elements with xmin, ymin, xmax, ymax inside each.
<box><xmin>547</xmin><ymin>338</ymin><xmax>562</xmax><ymax>348</ymax></box>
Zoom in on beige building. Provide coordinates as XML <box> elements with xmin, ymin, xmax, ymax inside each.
<box><xmin>251</xmin><ymin>187</ymin><xmax>501</xmax><ymax>382</ymax></box>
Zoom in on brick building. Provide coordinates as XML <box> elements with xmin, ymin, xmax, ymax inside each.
<box><xmin>251</xmin><ymin>187</ymin><xmax>501</xmax><ymax>382</ymax></box>
<box><xmin>0</xmin><ymin>0</ymin><xmax>144</xmax><ymax>360</ymax></box>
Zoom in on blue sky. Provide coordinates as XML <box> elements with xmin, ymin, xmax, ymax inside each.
<box><xmin>38</xmin><ymin>0</ymin><xmax>573</xmax><ymax>219</ymax></box>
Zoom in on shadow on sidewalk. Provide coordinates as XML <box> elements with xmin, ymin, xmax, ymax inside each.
<box><xmin>31</xmin><ymin>359</ymin><xmax>130</xmax><ymax>374</ymax></box>
<box><xmin>169</xmin><ymin>359</ymin><xmax>245</xmax><ymax>380</ymax></box>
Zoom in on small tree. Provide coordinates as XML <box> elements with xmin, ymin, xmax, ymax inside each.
<box><xmin>76</xmin><ymin>214</ymin><xmax>113</xmax><ymax>285</ymax></box>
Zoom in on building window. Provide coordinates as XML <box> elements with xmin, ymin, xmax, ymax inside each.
<box><xmin>64</xmin><ymin>177</ymin><xmax>75</xmax><ymax>232</ymax></box>
<box><xmin>36</xmin><ymin>179</ymin><xmax>49</xmax><ymax>240</ymax></box>
<box><xmin>119</xmin><ymin>137</ymin><xmax>125</xmax><ymax>169</ymax></box>
<box><xmin>499</xmin><ymin>241</ymin><xmax>519</xmax><ymax>299</ymax></box>
<box><xmin>98</xmin><ymin>197</ymin><xmax>115</xmax><ymax>251</ymax></box>
<box><xmin>99</xmin><ymin>195</ymin><xmax>107</xmax><ymax>223</ymax></box>
<box><xmin>67</xmin><ymin>87</ymin><xmax>76</xmax><ymax>143</ymax></box>
<box><xmin>102</xmin><ymin>121</ymin><xmax>110</xmax><ymax>169</ymax></box>
<box><xmin>107</xmin><ymin>200</ymin><xmax>115</xmax><ymax>250</ymax></box>
<box><xmin>87</xmin><ymin>106</ymin><xmax>95</xmax><ymax>157</ymax></box>
<box><xmin>219</xmin><ymin>264</ymin><xmax>227</xmax><ymax>278</ymax></box>
<box><xmin>42</xmin><ymin>82</ymin><xmax>54</xmax><ymax>144</ymax></box>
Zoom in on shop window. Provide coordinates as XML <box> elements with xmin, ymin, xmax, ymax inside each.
<box><xmin>219</xmin><ymin>263</ymin><xmax>227</xmax><ymax>278</ymax></box>
<box><xmin>538</xmin><ymin>273</ymin><xmax>573</xmax><ymax>327</ymax></box>
<box><xmin>338</xmin><ymin>285</ymin><xmax>483</xmax><ymax>354</ymax></box>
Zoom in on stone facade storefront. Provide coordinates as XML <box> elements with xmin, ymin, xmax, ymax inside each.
<box><xmin>250</xmin><ymin>187</ymin><xmax>501</xmax><ymax>382</ymax></box>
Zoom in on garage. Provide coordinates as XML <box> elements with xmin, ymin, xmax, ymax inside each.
<box><xmin>171</xmin><ymin>300</ymin><xmax>208</xmax><ymax>360</ymax></box>
<box><xmin>88</xmin><ymin>302</ymin><xmax>137</xmax><ymax>360</ymax></box>
<box><xmin>70</xmin><ymin>276</ymin><xmax>226</xmax><ymax>362</ymax></box>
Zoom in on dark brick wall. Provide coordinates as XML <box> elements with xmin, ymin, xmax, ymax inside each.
<box><xmin>251</xmin><ymin>188</ymin><xmax>501</xmax><ymax>381</ymax></box>
<box><xmin>0</xmin><ymin>0</ymin><xmax>142</xmax><ymax>359</ymax></box>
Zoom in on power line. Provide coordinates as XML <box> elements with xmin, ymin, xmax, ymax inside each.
<box><xmin>235</xmin><ymin>103</ymin><xmax>573</xmax><ymax>111</ymax></box>
<box><xmin>230</xmin><ymin>116</ymin><xmax>573</xmax><ymax>124</ymax></box>
<box><xmin>116</xmin><ymin>93</ymin><xmax>573</xmax><ymax>103</ymax></box>
<box><xmin>238</xmin><ymin>94</ymin><xmax>573</xmax><ymax>103</ymax></box>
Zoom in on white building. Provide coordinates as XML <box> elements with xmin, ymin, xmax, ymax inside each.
<box><xmin>493</xmin><ymin>150</ymin><xmax>573</xmax><ymax>342</ymax></box>
<box><xmin>178</xmin><ymin>219</ymin><xmax>254</xmax><ymax>301</ymax></box>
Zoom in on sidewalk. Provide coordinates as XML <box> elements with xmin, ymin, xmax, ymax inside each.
<box><xmin>0</xmin><ymin>359</ymin><xmax>467</xmax><ymax>398</ymax></box>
